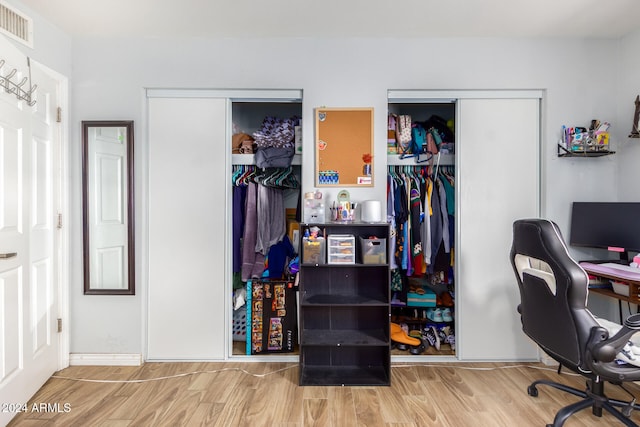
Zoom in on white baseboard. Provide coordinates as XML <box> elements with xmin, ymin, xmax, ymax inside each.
<box><xmin>540</xmin><ymin>353</ymin><xmax>556</xmax><ymax>366</ymax></box>
<box><xmin>69</xmin><ymin>353</ymin><xmax>143</xmax><ymax>366</ymax></box>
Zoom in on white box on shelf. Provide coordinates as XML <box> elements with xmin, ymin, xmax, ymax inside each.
<box><xmin>327</xmin><ymin>234</ymin><xmax>356</xmax><ymax>264</ymax></box>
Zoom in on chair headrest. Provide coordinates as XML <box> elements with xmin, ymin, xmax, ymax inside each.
<box><xmin>511</xmin><ymin>218</ymin><xmax>589</xmax><ymax>300</ymax></box>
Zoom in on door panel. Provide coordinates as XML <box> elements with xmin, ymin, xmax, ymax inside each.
<box><xmin>147</xmin><ymin>97</ymin><xmax>227</xmax><ymax>359</ymax></box>
<box><xmin>32</xmin><ymin>258</ymin><xmax>51</xmax><ymax>354</ymax></box>
<box><xmin>457</xmin><ymin>98</ymin><xmax>540</xmax><ymax>360</ymax></box>
<box><xmin>1</xmin><ymin>266</ymin><xmax>23</xmax><ymax>379</ymax></box>
<box><xmin>0</xmin><ymin>41</ymin><xmax>61</xmax><ymax>426</ymax></box>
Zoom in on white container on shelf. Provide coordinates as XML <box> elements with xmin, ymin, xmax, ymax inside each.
<box><xmin>612</xmin><ymin>281</ymin><xmax>630</xmax><ymax>296</ymax></box>
<box><xmin>327</xmin><ymin>234</ymin><xmax>356</xmax><ymax>264</ymax></box>
<box><xmin>361</xmin><ymin>200</ymin><xmax>382</xmax><ymax>222</ymax></box>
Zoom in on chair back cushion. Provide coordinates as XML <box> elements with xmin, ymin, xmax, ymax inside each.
<box><xmin>511</xmin><ymin>219</ymin><xmax>599</xmax><ymax>370</ymax></box>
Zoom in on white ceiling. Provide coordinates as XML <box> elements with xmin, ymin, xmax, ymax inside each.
<box><xmin>17</xmin><ymin>0</ymin><xmax>640</xmax><ymax>39</ymax></box>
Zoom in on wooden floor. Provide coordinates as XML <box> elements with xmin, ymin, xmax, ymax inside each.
<box><xmin>7</xmin><ymin>361</ymin><xmax>640</xmax><ymax>426</ymax></box>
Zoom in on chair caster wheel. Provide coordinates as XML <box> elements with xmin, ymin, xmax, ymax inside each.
<box><xmin>528</xmin><ymin>385</ymin><xmax>538</xmax><ymax>397</ymax></box>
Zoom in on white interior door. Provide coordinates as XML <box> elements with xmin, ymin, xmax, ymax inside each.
<box><xmin>147</xmin><ymin>96</ymin><xmax>227</xmax><ymax>360</ymax></box>
<box><xmin>0</xmin><ymin>43</ymin><xmax>61</xmax><ymax>425</ymax></box>
<box><xmin>457</xmin><ymin>97</ymin><xmax>540</xmax><ymax>360</ymax></box>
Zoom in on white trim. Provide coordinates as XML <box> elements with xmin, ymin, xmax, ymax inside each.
<box><xmin>146</xmin><ymin>88</ymin><xmax>303</xmax><ymax>102</ymax></box>
<box><xmin>388</xmin><ymin>89</ymin><xmax>544</xmax><ymax>101</ymax></box>
<box><xmin>69</xmin><ymin>353</ymin><xmax>143</xmax><ymax>366</ymax></box>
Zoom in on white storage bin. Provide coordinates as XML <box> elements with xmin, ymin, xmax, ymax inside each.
<box><xmin>327</xmin><ymin>234</ymin><xmax>356</xmax><ymax>264</ymax></box>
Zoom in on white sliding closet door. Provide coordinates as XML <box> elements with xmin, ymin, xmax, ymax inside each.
<box><xmin>457</xmin><ymin>98</ymin><xmax>540</xmax><ymax>360</ymax></box>
<box><xmin>147</xmin><ymin>97</ymin><xmax>227</xmax><ymax>359</ymax></box>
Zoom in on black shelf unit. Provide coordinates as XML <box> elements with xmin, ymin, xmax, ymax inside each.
<box><xmin>299</xmin><ymin>222</ymin><xmax>391</xmax><ymax>386</ymax></box>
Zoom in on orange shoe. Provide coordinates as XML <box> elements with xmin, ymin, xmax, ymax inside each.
<box><xmin>390</xmin><ymin>322</ymin><xmax>421</xmax><ymax>346</ymax></box>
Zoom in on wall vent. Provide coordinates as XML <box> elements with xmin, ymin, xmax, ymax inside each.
<box><xmin>0</xmin><ymin>1</ymin><xmax>33</xmax><ymax>48</ymax></box>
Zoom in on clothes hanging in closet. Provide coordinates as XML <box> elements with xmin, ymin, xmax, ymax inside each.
<box><xmin>233</xmin><ymin>165</ymin><xmax>300</xmax><ymax>282</ymax></box>
<box><xmin>387</xmin><ymin>165</ymin><xmax>455</xmax><ymax>279</ymax></box>
<box><xmin>241</xmin><ymin>181</ymin><xmax>266</xmax><ymax>281</ymax></box>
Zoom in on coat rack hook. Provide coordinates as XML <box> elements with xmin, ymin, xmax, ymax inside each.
<box><xmin>0</xmin><ymin>58</ymin><xmax>38</xmax><ymax>107</ymax></box>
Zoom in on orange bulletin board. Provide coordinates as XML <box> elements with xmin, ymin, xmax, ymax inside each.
<box><xmin>315</xmin><ymin>107</ymin><xmax>374</xmax><ymax>187</ymax></box>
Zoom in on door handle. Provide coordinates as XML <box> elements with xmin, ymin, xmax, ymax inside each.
<box><xmin>0</xmin><ymin>252</ymin><xmax>17</xmax><ymax>259</ymax></box>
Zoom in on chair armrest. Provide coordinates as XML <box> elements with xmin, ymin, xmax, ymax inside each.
<box><xmin>590</xmin><ymin>313</ymin><xmax>640</xmax><ymax>363</ymax></box>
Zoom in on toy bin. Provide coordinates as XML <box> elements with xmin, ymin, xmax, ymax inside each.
<box><xmin>302</xmin><ymin>237</ymin><xmax>326</xmax><ymax>264</ymax></box>
<box><xmin>359</xmin><ymin>237</ymin><xmax>387</xmax><ymax>264</ymax></box>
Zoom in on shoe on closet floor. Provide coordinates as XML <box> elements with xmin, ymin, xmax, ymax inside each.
<box><xmin>441</xmin><ymin>326</ymin><xmax>455</xmax><ymax>350</ymax></box>
<box><xmin>422</xmin><ymin>326</ymin><xmax>440</xmax><ymax>351</ymax></box>
<box><xmin>391</xmin><ymin>322</ymin><xmax>421</xmax><ymax>347</ymax></box>
<box><xmin>441</xmin><ymin>307</ymin><xmax>453</xmax><ymax>322</ymax></box>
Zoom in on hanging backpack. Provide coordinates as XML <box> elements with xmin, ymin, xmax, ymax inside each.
<box><xmin>398</xmin><ymin>124</ymin><xmax>431</xmax><ymax>163</ymax></box>
<box><xmin>396</xmin><ymin>115</ymin><xmax>412</xmax><ymax>155</ymax></box>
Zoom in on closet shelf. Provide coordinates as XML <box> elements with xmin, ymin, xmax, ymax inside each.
<box><xmin>232</xmin><ymin>153</ymin><xmax>302</xmax><ymax>165</ymax></box>
<box><xmin>557</xmin><ymin>144</ymin><xmax>615</xmax><ymax>158</ymax></box>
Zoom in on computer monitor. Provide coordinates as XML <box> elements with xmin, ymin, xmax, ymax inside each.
<box><xmin>569</xmin><ymin>202</ymin><xmax>640</xmax><ymax>262</ymax></box>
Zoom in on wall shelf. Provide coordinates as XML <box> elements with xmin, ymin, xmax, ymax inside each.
<box><xmin>557</xmin><ymin>144</ymin><xmax>615</xmax><ymax>158</ymax></box>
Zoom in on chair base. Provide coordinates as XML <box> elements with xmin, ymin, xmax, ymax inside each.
<box><xmin>529</xmin><ymin>378</ymin><xmax>640</xmax><ymax>427</ymax></box>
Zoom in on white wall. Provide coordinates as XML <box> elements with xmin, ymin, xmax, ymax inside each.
<box><xmin>3</xmin><ymin>0</ymin><xmax>71</xmax><ymax>76</ymax></box>
<box><xmin>7</xmin><ymin>0</ymin><xmax>626</xmax><ymax>355</ymax></box>
<box><xmin>60</xmin><ymin>35</ymin><xmax>624</xmax><ymax>355</ymax></box>
<box><xmin>617</xmin><ymin>28</ymin><xmax>640</xmax><ymax>197</ymax></box>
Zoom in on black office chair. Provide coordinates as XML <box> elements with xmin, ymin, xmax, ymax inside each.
<box><xmin>510</xmin><ymin>218</ymin><xmax>640</xmax><ymax>427</ymax></box>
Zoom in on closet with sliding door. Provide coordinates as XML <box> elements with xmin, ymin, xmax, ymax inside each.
<box><xmin>230</xmin><ymin>100</ymin><xmax>302</xmax><ymax>359</ymax></box>
<box><xmin>387</xmin><ymin>100</ymin><xmax>457</xmax><ymax>358</ymax></box>
<box><xmin>147</xmin><ymin>89</ymin><xmax>302</xmax><ymax>361</ymax></box>
<box><xmin>387</xmin><ymin>90</ymin><xmax>542</xmax><ymax>361</ymax></box>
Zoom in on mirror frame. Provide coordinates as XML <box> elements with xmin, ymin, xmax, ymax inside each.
<box><xmin>82</xmin><ymin>120</ymin><xmax>135</xmax><ymax>295</ymax></box>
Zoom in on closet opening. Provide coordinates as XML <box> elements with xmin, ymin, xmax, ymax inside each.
<box><xmin>230</xmin><ymin>97</ymin><xmax>302</xmax><ymax>359</ymax></box>
<box><xmin>387</xmin><ymin>100</ymin><xmax>457</xmax><ymax>358</ymax></box>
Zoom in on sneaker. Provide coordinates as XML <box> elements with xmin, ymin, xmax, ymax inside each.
<box><xmin>441</xmin><ymin>307</ymin><xmax>453</xmax><ymax>322</ymax></box>
<box><xmin>447</xmin><ymin>326</ymin><xmax>456</xmax><ymax>350</ymax></box>
<box><xmin>447</xmin><ymin>332</ymin><xmax>456</xmax><ymax>351</ymax></box>
<box><xmin>422</xmin><ymin>326</ymin><xmax>440</xmax><ymax>350</ymax></box>
<box><xmin>437</xmin><ymin>326</ymin><xmax>448</xmax><ymax>344</ymax></box>
<box><xmin>441</xmin><ymin>326</ymin><xmax>456</xmax><ymax>350</ymax></box>
<box><xmin>427</xmin><ymin>308</ymin><xmax>444</xmax><ymax>322</ymax></box>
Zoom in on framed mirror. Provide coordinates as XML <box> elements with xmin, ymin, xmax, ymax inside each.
<box><xmin>315</xmin><ymin>107</ymin><xmax>374</xmax><ymax>187</ymax></box>
<box><xmin>82</xmin><ymin>121</ymin><xmax>135</xmax><ymax>295</ymax></box>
